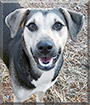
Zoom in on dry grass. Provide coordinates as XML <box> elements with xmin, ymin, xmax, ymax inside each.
<box><xmin>0</xmin><ymin>0</ymin><xmax>89</xmax><ymax>103</ymax></box>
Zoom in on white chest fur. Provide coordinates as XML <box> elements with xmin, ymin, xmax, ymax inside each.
<box><xmin>31</xmin><ymin>69</ymin><xmax>56</xmax><ymax>93</ymax></box>
<box><xmin>13</xmin><ymin>68</ymin><xmax>57</xmax><ymax>102</ymax></box>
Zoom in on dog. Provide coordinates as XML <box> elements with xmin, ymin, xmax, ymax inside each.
<box><xmin>0</xmin><ymin>2</ymin><xmax>84</xmax><ymax>103</ymax></box>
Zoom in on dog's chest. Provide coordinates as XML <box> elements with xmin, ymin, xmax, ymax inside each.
<box><xmin>31</xmin><ymin>69</ymin><xmax>56</xmax><ymax>92</ymax></box>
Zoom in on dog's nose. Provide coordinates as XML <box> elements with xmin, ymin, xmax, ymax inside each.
<box><xmin>37</xmin><ymin>41</ymin><xmax>53</xmax><ymax>55</ymax></box>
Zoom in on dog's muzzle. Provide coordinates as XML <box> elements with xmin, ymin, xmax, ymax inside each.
<box><xmin>31</xmin><ymin>39</ymin><xmax>61</xmax><ymax>71</ymax></box>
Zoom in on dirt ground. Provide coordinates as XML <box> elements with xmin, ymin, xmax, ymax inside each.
<box><xmin>0</xmin><ymin>0</ymin><xmax>89</xmax><ymax>104</ymax></box>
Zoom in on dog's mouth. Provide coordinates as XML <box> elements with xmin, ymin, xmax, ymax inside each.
<box><xmin>34</xmin><ymin>56</ymin><xmax>57</xmax><ymax>70</ymax></box>
<box><xmin>31</xmin><ymin>49</ymin><xmax>61</xmax><ymax>71</ymax></box>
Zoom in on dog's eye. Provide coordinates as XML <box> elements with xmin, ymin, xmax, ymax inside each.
<box><xmin>53</xmin><ymin>22</ymin><xmax>63</xmax><ymax>31</ymax></box>
<box><xmin>26</xmin><ymin>23</ymin><xmax>38</xmax><ymax>32</ymax></box>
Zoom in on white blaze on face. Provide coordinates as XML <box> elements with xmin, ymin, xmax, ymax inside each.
<box><xmin>23</xmin><ymin>11</ymin><xmax>68</xmax><ymax>57</ymax></box>
<box><xmin>44</xmin><ymin>12</ymin><xmax>68</xmax><ymax>52</ymax></box>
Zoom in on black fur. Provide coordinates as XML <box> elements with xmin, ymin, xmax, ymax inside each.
<box><xmin>52</xmin><ymin>55</ymin><xmax>63</xmax><ymax>81</ymax></box>
<box><xmin>10</xmin><ymin>37</ymin><xmax>42</xmax><ymax>89</ymax></box>
<box><xmin>1</xmin><ymin>2</ymin><xmax>22</xmax><ymax>67</ymax></box>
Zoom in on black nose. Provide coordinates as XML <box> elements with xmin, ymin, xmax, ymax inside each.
<box><xmin>37</xmin><ymin>40</ymin><xmax>53</xmax><ymax>55</ymax></box>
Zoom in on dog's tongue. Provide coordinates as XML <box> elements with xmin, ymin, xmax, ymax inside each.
<box><xmin>40</xmin><ymin>57</ymin><xmax>52</xmax><ymax>64</ymax></box>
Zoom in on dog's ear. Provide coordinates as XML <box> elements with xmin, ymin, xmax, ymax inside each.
<box><xmin>5</xmin><ymin>8</ymin><xmax>30</xmax><ymax>38</ymax></box>
<box><xmin>59</xmin><ymin>8</ymin><xmax>84</xmax><ymax>41</ymax></box>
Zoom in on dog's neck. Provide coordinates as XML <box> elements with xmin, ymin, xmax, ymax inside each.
<box><xmin>21</xmin><ymin>36</ymin><xmax>64</xmax><ymax>81</ymax></box>
<box><xmin>13</xmin><ymin>37</ymin><xmax>42</xmax><ymax>89</ymax></box>
<box><xmin>13</xmin><ymin>36</ymin><xmax>63</xmax><ymax>89</ymax></box>
<box><xmin>21</xmin><ymin>36</ymin><xmax>42</xmax><ymax>78</ymax></box>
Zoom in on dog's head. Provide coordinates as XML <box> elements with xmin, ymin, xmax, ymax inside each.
<box><xmin>5</xmin><ymin>8</ymin><xmax>83</xmax><ymax>71</ymax></box>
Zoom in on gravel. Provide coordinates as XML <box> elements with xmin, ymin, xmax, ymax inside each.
<box><xmin>0</xmin><ymin>0</ymin><xmax>89</xmax><ymax>103</ymax></box>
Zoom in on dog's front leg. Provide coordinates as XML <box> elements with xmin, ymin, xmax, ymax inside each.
<box><xmin>36</xmin><ymin>92</ymin><xmax>45</xmax><ymax>104</ymax></box>
<box><xmin>13</xmin><ymin>94</ymin><xmax>24</xmax><ymax>103</ymax></box>
<box><xmin>14</xmin><ymin>95</ymin><xmax>20</xmax><ymax>102</ymax></box>
<box><xmin>13</xmin><ymin>95</ymin><xmax>24</xmax><ymax>105</ymax></box>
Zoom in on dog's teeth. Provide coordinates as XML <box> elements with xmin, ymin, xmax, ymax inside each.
<box><xmin>39</xmin><ymin>58</ymin><xmax>53</xmax><ymax>67</ymax></box>
<box><xmin>53</xmin><ymin>56</ymin><xmax>57</xmax><ymax>59</ymax></box>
